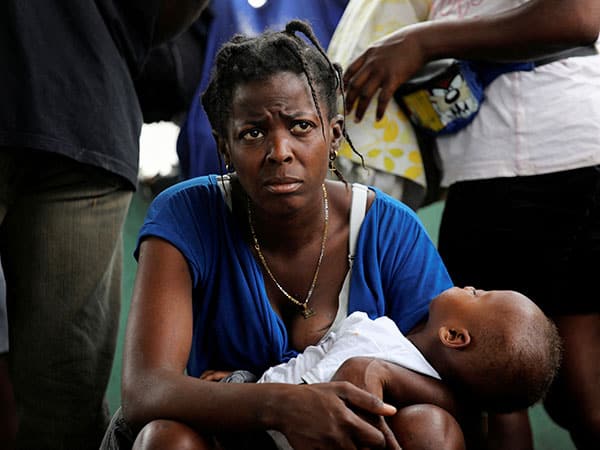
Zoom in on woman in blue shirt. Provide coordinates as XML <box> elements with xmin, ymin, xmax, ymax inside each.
<box><xmin>115</xmin><ymin>20</ymin><xmax>453</xmax><ymax>449</ymax></box>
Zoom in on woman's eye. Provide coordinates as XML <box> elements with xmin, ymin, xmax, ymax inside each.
<box><xmin>291</xmin><ymin>121</ymin><xmax>313</xmax><ymax>134</ymax></box>
<box><xmin>241</xmin><ymin>129</ymin><xmax>263</xmax><ymax>141</ymax></box>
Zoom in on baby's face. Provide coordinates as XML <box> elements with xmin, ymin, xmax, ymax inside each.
<box><xmin>429</xmin><ymin>287</ymin><xmax>536</xmax><ymax>324</ymax></box>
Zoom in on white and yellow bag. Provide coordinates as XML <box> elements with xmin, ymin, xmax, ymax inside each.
<box><xmin>327</xmin><ymin>0</ymin><xmax>432</xmax><ymax>187</ymax></box>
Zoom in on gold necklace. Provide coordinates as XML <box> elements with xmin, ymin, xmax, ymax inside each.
<box><xmin>248</xmin><ymin>184</ymin><xmax>328</xmax><ymax>319</ymax></box>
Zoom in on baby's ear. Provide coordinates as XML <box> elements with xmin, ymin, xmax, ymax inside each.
<box><xmin>438</xmin><ymin>326</ymin><xmax>471</xmax><ymax>349</ymax></box>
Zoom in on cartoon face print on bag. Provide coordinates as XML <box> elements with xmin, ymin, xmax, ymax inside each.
<box><xmin>429</xmin><ymin>70</ymin><xmax>480</xmax><ymax>127</ymax></box>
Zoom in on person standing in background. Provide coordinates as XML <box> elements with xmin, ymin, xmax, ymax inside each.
<box><xmin>341</xmin><ymin>0</ymin><xmax>600</xmax><ymax>448</ymax></box>
<box><xmin>0</xmin><ymin>258</ymin><xmax>17</xmax><ymax>449</ymax></box>
<box><xmin>0</xmin><ymin>1</ymin><xmax>208</xmax><ymax>448</ymax></box>
<box><xmin>327</xmin><ymin>0</ymin><xmax>435</xmax><ymax>210</ymax></box>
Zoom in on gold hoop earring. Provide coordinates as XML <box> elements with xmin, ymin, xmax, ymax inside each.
<box><xmin>328</xmin><ymin>149</ymin><xmax>347</xmax><ymax>182</ymax></box>
<box><xmin>328</xmin><ymin>150</ymin><xmax>338</xmax><ymax>173</ymax></box>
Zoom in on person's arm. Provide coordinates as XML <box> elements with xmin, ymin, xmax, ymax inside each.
<box><xmin>344</xmin><ymin>0</ymin><xmax>600</xmax><ymax>121</ymax></box>
<box><xmin>333</xmin><ymin>357</ymin><xmax>470</xmax><ymax>449</ymax></box>
<box><xmin>153</xmin><ymin>0</ymin><xmax>209</xmax><ymax>45</ymax></box>
<box><xmin>121</xmin><ymin>237</ymin><xmax>399</xmax><ymax>449</ymax></box>
<box><xmin>332</xmin><ymin>357</ymin><xmax>461</xmax><ymax>416</ymax></box>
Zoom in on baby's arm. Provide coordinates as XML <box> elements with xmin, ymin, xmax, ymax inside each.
<box><xmin>333</xmin><ymin>357</ymin><xmax>466</xmax><ymax>450</ymax></box>
<box><xmin>332</xmin><ymin>357</ymin><xmax>461</xmax><ymax>416</ymax></box>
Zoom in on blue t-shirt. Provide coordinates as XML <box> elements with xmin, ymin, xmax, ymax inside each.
<box><xmin>136</xmin><ymin>175</ymin><xmax>452</xmax><ymax>376</ymax></box>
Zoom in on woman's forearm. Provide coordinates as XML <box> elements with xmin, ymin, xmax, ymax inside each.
<box><xmin>121</xmin><ymin>370</ymin><xmax>290</xmax><ymax>434</ymax></box>
<box><xmin>122</xmin><ymin>368</ymin><xmax>399</xmax><ymax>449</ymax></box>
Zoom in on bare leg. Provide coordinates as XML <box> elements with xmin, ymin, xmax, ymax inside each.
<box><xmin>544</xmin><ymin>314</ymin><xmax>600</xmax><ymax>450</ymax></box>
<box><xmin>389</xmin><ymin>404</ymin><xmax>465</xmax><ymax>450</ymax></box>
<box><xmin>133</xmin><ymin>420</ymin><xmax>216</xmax><ymax>450</ymax></box>
<box><xmin>486</xmin><ymin>410</ymin><xmax>533</xmax><ymax>450</ymax></box>
<box><xmin>0</xmin><ymin>354</ymin><xmax>17</xmax><ymax>450</ymax></box>
<box><xmin>133</xmin><ymin>419</ymin><xmax>279</xmax><ymax>450</ymax></box>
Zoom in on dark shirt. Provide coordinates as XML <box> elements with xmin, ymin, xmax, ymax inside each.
<box><xmin>0</xmin><ymin>0</ymin><xmax>160</xmax><ymax>188</ymax></box>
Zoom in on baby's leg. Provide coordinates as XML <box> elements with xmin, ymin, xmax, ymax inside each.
<box><xmin>390</xmin><ymin>404</ymin><xmax>465</xmax><ymax>450</ymax></box>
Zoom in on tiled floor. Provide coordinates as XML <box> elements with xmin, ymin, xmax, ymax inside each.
<box><xmin>107</xmin><ymin>193</ymin><xmax>576</xmax><ymax>449</ymax></box>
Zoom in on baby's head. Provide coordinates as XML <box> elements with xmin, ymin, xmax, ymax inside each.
<box><xmin>426</xmin><ymin>287</ymin><xmax>562</xmax><ymax>412</ymax></box>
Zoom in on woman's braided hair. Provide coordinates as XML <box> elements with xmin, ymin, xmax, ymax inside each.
<box><xmin>202</xmin><ymin>20</ymin><xmax>363</xmax><ymax>178</ymax></box>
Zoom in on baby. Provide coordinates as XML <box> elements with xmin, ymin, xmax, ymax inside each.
<box><xmin>259</xmin><ymin>286</ymin><xmax>562</xmax><ymax>414</ymax></box>
<box><xmin>215</xmin><ymin>287</ymin><xmax>562</xmax><ymax>449</ymax></box>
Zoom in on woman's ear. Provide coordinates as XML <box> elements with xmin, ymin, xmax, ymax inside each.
<box><xmin>329</xmin><ymin>114</ymin><xmax>344</xmax><ymax>151</ymax></box>
<box><xmin>438</xmin><ymin>326</ymin><xmax>471</xmax><ymax>349</ymax></box>
<box><xmin>215</xmin><ymin>133</ymin><xmax>231</xmax><ymax>166</ymax></box>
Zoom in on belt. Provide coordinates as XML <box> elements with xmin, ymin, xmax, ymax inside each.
<box><xmin>534</xmin><ymin>44</ymin><xmax>598</xmax><ymax>66</ymax></box>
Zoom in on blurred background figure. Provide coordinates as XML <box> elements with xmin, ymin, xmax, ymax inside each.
<box><xmin>327</xmin><ymin>0</ymin><xmax>435</xmax><ymax>210</ymax></box>
<box><xmin>0</xmin><ymin>258</ymin><xmax>17</xmax><ymax>450</ymax></box>
<box><xmin>341</xmin><ymin>0</ymin><xmax>600</xmax><ymax>448</ymax></box>
<box><xmin>0</xmin><ymin>1</ymin><xmax>208</xmax><ymax>448</ymax></box>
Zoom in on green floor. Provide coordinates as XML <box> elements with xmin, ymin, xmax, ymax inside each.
<box><xmin>107</xmin><ymin>193</ymin><xmax>576</xmax><ymax>449</ymax></box>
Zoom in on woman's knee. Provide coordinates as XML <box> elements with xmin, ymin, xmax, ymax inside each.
<box><xmin>389</xmin><ymin>404</ymin><xmax>465</xmax><ymax>450</ymax></box>
<box><xmin>133</xmin><ymin>419</ymin><xmax>213</xmax><ymax>450</ymax></box>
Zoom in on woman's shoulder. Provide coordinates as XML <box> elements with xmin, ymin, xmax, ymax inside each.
<box><xmin>324</xmin><ymin>180</ymin><xmax>425</xmax><ymax>242</ymax></box>
<box><xmin>152</xmin><ymin>174</ymin><xmax>221</xmax><ymax>203</ymax></box>
<box><xmin>136</xmin><ymin>175</ymin><xmax>231</xmax><ymax>277</ymax></box>
<box><xmin>326</xmin><ymin>180</ymin><xmax>416</xmax><ymax>215</ymax></box>
<box><xmin>141</xmin><ymin>174</ymin><xmax>226</xmax><ymax>243</ymax></box>
<box><xmin>146</xmin><ymin>174</ymin><xmax>227</xmax><ymax>216</ymax></box>
<box><xmin>366</xmin><ymin>185</ymin><xmax>422</xmax><ymax>224</ymax></box>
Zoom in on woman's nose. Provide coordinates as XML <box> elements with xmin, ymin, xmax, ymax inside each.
<box><xmin>266</xmin><ymin>133</ymin><xmax>293</xmax><ymax>163</ymax></box>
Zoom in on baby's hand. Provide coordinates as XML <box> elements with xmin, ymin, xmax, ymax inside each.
<box><xmin>198</xmin><ymin>369</ymin><xmax>232</xmax><ymax>381</ymax></box>
<box><xmin>332</xmin><ymin>357</ymin><xmax>400</xmax><ymax>449</ymax></box>
<box><xmin>332</xmin><ymin>356</ymin><xmax>387</xmax><ymax>398</ymax></box>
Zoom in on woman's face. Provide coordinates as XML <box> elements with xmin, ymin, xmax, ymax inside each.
<box><xmin>223</xmin><ymin>71</ymin><xmax>343</xmax><ymax>216</ymax></box>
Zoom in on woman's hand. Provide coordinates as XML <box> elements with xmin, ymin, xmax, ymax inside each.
<box><xmin>343</xmin><ymin>25</ymin><xmax>428</xmax><ymax>123</ymax></box>
<box><xmin>273</xmin><ymin>381</ymin><xmax>400</xmax><ymax>450</ymax></box>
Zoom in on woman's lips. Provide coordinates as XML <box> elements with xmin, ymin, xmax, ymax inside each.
<box><xmin>264</xmin><ymin>178</ymin><xmax>302</xmax><ymax>194</ymax></box>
